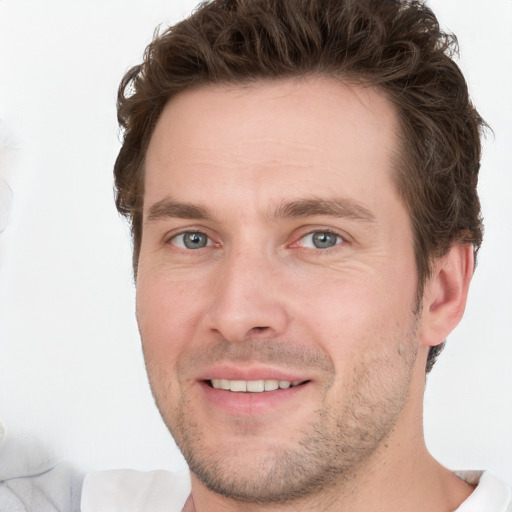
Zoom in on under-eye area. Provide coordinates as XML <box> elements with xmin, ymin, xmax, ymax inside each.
<box><xmin>206</xmin><ymin>379</ymin><xmax>310</xmax><ymax>392</ymax></box>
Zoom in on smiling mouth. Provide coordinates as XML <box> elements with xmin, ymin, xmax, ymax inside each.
<box><xmin>207</xmin><ymin>379</ymin><xmax>309</xmax><ymax>393</ymax></box>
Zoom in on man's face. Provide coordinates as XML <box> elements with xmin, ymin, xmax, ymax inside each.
<box><xmin>137</xmin><ymin>77</ymin><xmax>423</xmax><ymax>503</ymax></box>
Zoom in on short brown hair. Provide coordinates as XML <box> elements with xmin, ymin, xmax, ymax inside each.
<box><xmin>114</xmin><ymin>0</ymin><xmax>486</xmax><ymax>371</ymax></box>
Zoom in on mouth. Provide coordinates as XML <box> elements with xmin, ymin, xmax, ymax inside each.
<box><xmin>199</xmin><ymin>373</ymin><xmax>313</xmax><ymax>415</ymax></box>
<box><xmin>206</xmin><ymin>379</ymin><xmax>309</xmax><ymax>392</ymax></box>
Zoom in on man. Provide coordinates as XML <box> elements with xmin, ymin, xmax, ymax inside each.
<box><xmin>79</xmin><ymin>0</ymin><xmax>512</xmax><ymax>510</ymax></box>
<box><xmin>2</xmin><ymin>0</ymin><xmax>507</xmax><ymax>511</ymax></box>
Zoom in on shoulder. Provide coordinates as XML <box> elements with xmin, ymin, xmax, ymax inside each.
<box><xmin>455</xmin><ymin>471</ymin><xmax>512</xmax><ymax>512</ymax></box>
<box><xmin>0</xmin><ymin>421</ymin><xmax>82</xmax><ymax>512</ymax></box>
<box><xmin>81</xmin><ymin>469</ymin><xmax>191</xmax><ymax>512</ymax></box>
<box><xmin>0</xmin><ymin>463</ymin><xmax>83</xmax><ymax>512</ymax></box>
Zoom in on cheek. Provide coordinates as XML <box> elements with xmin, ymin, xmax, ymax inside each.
<box><xmin>136</xmin><ymin>271</ymin><xmax>208</xmax><ymax>360</ymax></box>
<box><xmin>294</xmin><ymin>266</ymin><xmax>417</xmax><ymax>359</ymax></box>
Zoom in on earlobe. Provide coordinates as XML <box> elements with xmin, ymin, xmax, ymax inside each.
<box><xmin>420</xmin><ymin>244</ymin><xmax>474</xmax><ymax>348</ymax></box>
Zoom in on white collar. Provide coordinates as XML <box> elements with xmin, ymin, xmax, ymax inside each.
<box><xmin>454</xmin><ymin>471</ymin><xmax>511</xmax><ymax>512</ymax></box>
<box><xmin>81</xmin><ymin>468</ymin><xmax>191</xmax><ymax>512</ymax></box>
<box><xmin>81</xmin><ymin>469</ymin><xmax>512</xmax><ymax>512</ymax></box>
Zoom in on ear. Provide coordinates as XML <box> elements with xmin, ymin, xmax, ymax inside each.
<box><xmin>420</xmin><ymin>244</ymin><xmax>474</xmax><ymax>349</ymax></box>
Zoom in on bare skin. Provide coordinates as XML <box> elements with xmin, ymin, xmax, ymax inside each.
<box><xmin>138</xmin><ymin>77</ymin><xmax>475</xmax><ymax>512</ymax></box>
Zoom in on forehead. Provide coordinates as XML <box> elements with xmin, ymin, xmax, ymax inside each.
<box><xmin>144</xmin><ymin>77</ymin><xmax>401</xmax><ymax>211</ymax></box>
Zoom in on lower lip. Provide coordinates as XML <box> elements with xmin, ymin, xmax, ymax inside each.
<box><xmin>199</xmin><ymin>381</ymin><xmax>309</xmax><ymax>416</ymax></box>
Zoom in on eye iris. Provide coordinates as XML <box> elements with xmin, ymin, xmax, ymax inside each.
<box><xmin>183</xmin><ymin>232</ymin><xmax>207</xmax><ymax>249</ymax></box>
<box><xmin>312</xmin><ymin>231</ymin><xmax>337</xmax><ymax>248</ymax></box>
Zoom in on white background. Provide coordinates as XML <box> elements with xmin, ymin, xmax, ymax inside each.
<box><xmin>0</xmin><ymin>0</ymin><xmax>511</xmax><ymax>482</ymax></box>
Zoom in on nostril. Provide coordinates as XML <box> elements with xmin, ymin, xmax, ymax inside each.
<box><xmin>251</xmin><ymin>326</ymin><xmax>269</xmax><ymax>333</ymax></box>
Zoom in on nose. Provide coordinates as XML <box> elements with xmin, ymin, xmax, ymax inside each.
<box><xmin>202</xmin><ymin>247</ymin><xmax>290</xmax><ymax>343</ymax></box>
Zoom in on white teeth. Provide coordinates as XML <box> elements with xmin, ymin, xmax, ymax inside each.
<box><xmin>210</xmin><ymin>379</ymin><xmax>303</xmax><ymax>392</ymax></box>
<box><xmin>247</xmin><ymin>380</ymin><xmax>265</xmax><ymax>392</ymax></box>
<box><xmin>230</xmin><ymin>380</ymin><xmax>247</xmax><ymax>392</ymax></box>
<box><xmin>264</xmin><ymin>380</ymin><xmax>279</xmax><ymax>391</ymax></box>
<box><xmin>218</xmin><ymin>379</ymin><xmax>230</xmax><ymax>390</ymax></box>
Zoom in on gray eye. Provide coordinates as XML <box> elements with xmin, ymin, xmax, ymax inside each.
<box><xmin>177</xmin><ymin>232</ymin><xmax>209</xmax><ymax>249</ymax></box>
<box><xmin>311</xmin><ymin>231</ymin><xmax>339</xmax><ymax>249</ymax></box>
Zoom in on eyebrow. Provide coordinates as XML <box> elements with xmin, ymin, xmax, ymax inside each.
<box><xmin>271</xmin><ymin>197</ymin><xmax>376</xmax><ymax>223</ymax></box>
<box><xmin>146</xmin><ymin>198</ymin><xmax>214</xmax><ymax>223</ymax></box>
<box><xmin>145</xmin><ymin>196</ymin><xmax>376</xmax><ymax>224</ymax></box>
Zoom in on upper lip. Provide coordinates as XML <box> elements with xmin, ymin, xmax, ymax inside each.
<box><xmin>197</xmin><ymin>365</ymin><xmax>310</xmax><ymax>383</ymax></box>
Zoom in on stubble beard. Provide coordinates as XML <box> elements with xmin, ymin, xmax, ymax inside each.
<box><xmin>146</xmin><ymin>320</ymin><xmax>420</xmax><ymax>506</ymax></box>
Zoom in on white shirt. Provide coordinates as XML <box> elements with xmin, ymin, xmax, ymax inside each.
<box><xmin>81</xmin><ymin>468</ymin><xmax>512</xmax><ymax>512</ymax></box>
<box><xmin>455</xmin><ymin>471</ymin><xmax>512</xmax><ymax>512</ymax></box>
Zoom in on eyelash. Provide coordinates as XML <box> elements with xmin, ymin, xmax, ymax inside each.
<box><xmin>168</xmin><ymin>230</ymin><xmax>216</xmax><ymax>250</ymax></box>
<box><xmin>167</xmin><ymin>228</ymin><xmax>346</xmax><ymax>252</ymax></box>
<box><xmin>292</xmin><ymin>229</ymin><xmax>345</xmax><ymax>250</ymax></box>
